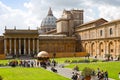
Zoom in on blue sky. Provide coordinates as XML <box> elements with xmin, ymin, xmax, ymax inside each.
<box><xmin>0</xmin><ymin>0</ymin><xmax>29</xmax><ymax>9</ymax></box>
<box><xmin>0</xmin><ymin>0</ymin><xmax>120</xmax><ymax>35</ymax></box>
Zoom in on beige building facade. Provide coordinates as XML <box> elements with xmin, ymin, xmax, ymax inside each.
<box><xmin>76</xmin><ymin>19</ymin><xmax>120</xmax><ymax>58</ymax></box>
<box><xmin>0</xmin><ymin>8</ymin><xmax>120</xmax><ymax>59</ymax></box>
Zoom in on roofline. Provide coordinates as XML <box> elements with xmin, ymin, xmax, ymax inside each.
<box><xmin>99</xmin><ymin>19</ymin><xmax>120</xmax><ymax>26</ymax></box>
<box><xmin>76</xmin><ymin>18</ymin><xmax>108</xmax><ymax>28</ymax></box>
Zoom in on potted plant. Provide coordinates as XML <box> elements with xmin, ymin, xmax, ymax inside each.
<box><xmin>81</xmin><ymin>67</ymin><xmax>95</xmax><ymax>80</ymax></box>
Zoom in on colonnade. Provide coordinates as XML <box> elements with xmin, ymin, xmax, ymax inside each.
<box><xmin>4</xmin><ymin>38</ymin><xmax>39</xmax><ymax>56</ymax></box>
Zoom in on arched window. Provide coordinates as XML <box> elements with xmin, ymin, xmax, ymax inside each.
<box><xmin>110</xmin><ymin>28</ymin><xmax>113</xmax><ymax>35</ymax></box>
<box><xmin>100</xmin><ymin>30</ymin><xmax>102</xmax><ymax>36</ymax></box>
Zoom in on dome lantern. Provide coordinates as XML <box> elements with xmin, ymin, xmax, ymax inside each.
<box><xmin>48</xmin><ymin>7</ymin><xmax>53</xmax><ymax>16</ymax></box>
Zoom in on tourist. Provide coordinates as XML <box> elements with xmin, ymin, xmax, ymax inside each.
<box><xmin>52</xmin><ymin>60</ymin><xmax>56</xmax><ymax>67</ymax></box>
<box><xmin>30</xmin><ymin>60</ymin><xmax>34</xmax><ymax>67</ymax></box>
<box><xmin>71</xmin><ymin>72</ymin><xmax>78</xmax><ymax>80</ymax></box>
<box><xmin>97</xmin><ymin>68</ymin><xmax>100</xmax><ymax>78</ymax></box>
<box><xmin>111</xmin><ymin>56</ymin><xmax>113</xmax><ymax>61</ymax></box>
<box><xmin>76</xmin><ymin>73</ymin><xmax>81</xmax><ymax>80</ymax></box>
<box><xmin>104</xmin><ymin>71</ymin><xmax>108</xmax><ymax>80</ymax></box>
<box><xmin>99</xmin><ymin>70</ymin><xmax>104</xmax><ymax>80</ymax></box>
<box><xmin>51</xmin><ymin>67</ymin><xmax>57</xmax><ymax>72</ymax></box>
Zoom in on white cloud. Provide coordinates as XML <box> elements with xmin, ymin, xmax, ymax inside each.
<box><xmin>98</xmin><ymin>5</ymin><xmax>120</xmax><ymax>21</ymax></box>
<box><xmin>0</xmin><ymin>0</ymin><xmax>120</xmax><ymax>35</ymax></box>
<box><xmin>0</xmin><ymin>1</ymin><xmax>40</xmax><ymax>35</ymax></box>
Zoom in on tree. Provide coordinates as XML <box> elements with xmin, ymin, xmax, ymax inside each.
<box><xmin>81</xmin><ymin>67</ymin><xmax>95</xmax><ymax>80</ymax></box>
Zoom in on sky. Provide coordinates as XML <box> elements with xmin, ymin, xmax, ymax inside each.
<box><xmin>0</xmin><ymin>0</ymin><xmax>120</xmax><ymax>35</ymax></box>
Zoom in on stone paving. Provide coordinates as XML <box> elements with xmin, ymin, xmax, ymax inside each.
<box><xmin>46</xmin><ymin>64</ymin><xmax>115</xmax><ymax>80</ymax></box>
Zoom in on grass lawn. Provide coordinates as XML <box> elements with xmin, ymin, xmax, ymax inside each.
<box><xmin>65</xmin><ymin>61</ymin><xmax>120</xmax><ymax>80</ymax></box>
<box><xmin>0</xmin><ymin>67</ymin><xmax>70</xmax><ymax>80</ymax></box>
<box><xmin>53</xmin><ymin>57</ymin><xmax>93</xmax><ymax>63</ymax></box>
<box><xmin>0</xmin><ymin>60</ymin><xmax>9</xmax><ymax>65</ymax></box>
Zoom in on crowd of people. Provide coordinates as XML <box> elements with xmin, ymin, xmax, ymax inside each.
<box><xmin>97</xmin><ymin>68</ymin><xmax>108</xmax><ymax>80</ymax></box>
<box><xmin>4</xmin><ymin>59</ymin><xmax>120</xmax><ymax>80</ymax></box>
<box><xmin>71</xmin><ymin>68</ymin><xmax>109</xmax><ymax>80</ymax></box>
<box><xmin>8</xmin><ymin>59</ymin><xmax>57</xmax><ymax>69</ymax></box>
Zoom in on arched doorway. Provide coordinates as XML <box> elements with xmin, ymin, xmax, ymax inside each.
<box><xmin>91</xmin><ymin>43</ymin><xmax>96</xmax><ymax>56</ymax></box>
<box><xmin>99</xmin><ymin>42</ymin><xmax>104</xmax><ymax>57</ymax></box>
<box><xmin>108</xmin><ymin>41</ymin><xmax>114</xmax><ymax>56</ymax></box>
<box><xmin>84</xmin><ymin>43</ymin><xmax>89</xmax><ymax>53</ymax></box>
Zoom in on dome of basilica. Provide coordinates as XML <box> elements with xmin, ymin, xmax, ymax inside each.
<box><xmin>41</xmin><ymin>16</ymin><xmax>57</xmax><ymax>27</ymax></box>
<box><xmin>41</xmin><ymin>8</ymin><xmax>57</xmax><ymax>27</ymax></box>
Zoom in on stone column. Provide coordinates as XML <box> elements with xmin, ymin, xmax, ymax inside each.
<box><xmin>104</xmin><ymin>41</ymin><xmax>106</xmax><ymax>58</ymax></box>
<box><xmin>28</xmin><ymin>38</ymin><xmax>30</xmax><ymax>55</ymax></box>
<box><xmin>4</xmin><ymin>38</ymin><xmax>7</xmax><ymax>55</ymax></box>
<box><xmin>119</xmin><ymin>41</ymin><xmax>120</xmax><ymax>55</ymax></box>
<box><xmin>96</xmin><ymin>41</ymin><xmax>98</xmax><ymax>57</ymax></box>
<box><xmin>33</xmin><ymin>38</ymin><xmax>35</xmax><ymax>54</ymax></box>
<box><xmin>24</xmin><ymin>38</ymin><xmax>26</xmax><ymax>55</ymax></box>
<box><xmin>9</xmin><ymin>38</ymin><xmax>12</xmax><ymax>54</ymax></box>
<box><xmin>14</xmin><ymin>38</ymin><xmax>16</xmax><ymax>55</ymax></box>
<box><xmin>117</xmin><ymin>40</ymin><xmax>120</xmax><ymax>56</ymax></box>
<box><xmin>19</xmin><ymin>38</ymin><xmax>21</xmax><ymax>55</ymax></box>
<box><xmin>114</xmin><ymin>40</ymin><xmax>116</xmax><ymax>57</ymax></box>
<box><xmin>89</xmin><ymin>42</ymin><xmax>91</xmax><ymax>55</ymax></box>
<box><xmin>106</xmin><ymin>41</ymin><xmax>109</xmax><ymax>54</ymax></box>
<box><xmin>37</xmin><ymin>39</ymin><xmax>39</xmax><ymax>53</ymax></box>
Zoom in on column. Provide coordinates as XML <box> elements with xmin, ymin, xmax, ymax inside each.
<box><xmin>118</xmin><ymin>40</ymin><xmax>120</xmax><ymax>55</ymax></box>
<box><xmin>33</xmin><ymin>38</ymin><xmax>35</xmax><ymax>54</ymax></box>
<box><xmin>37</xmin><ymin>39</ymin><xmax>39</xmax><ymax>53</ymax></box>
<box><xmin>24</xmin><ymin>38</ymin><xmax>26</xmax><ymax>55</ymax></box>
<box><xmin>4</xmin><ymin>38</ymin><xmax>7</xmax><ymax>55</ymax></box>
<box><xmin>28</xmin><ymin>38</ymin><xmax>30</xmax><ymax>55</ymax></box>
<box><xmin>19</xmin><ymin>38</ymin><xmax>21</xmax><ymax>55</ymax></box>
<box><xmin>106</xmin><ymin>41</ymin><xmax>109</xmax><ymax>54</ymax></box>
<box><xmin>117</xmin><ymin>40</ymin><xmax>120</xmax><ymax>56</ymax></box>
<box><xmin>14</xmin><ymin>38</ymin><xmax>16</xmax><ymax>55</ymax></box>
<box><xmin>96</xmin><ymin>41</ymin><xmax>98</xmax><ymax>57</ymax></box>
<box><xmin>89</xmin><ymin>42</ymin><xmax>91</xmax><ymax>55</ymax></box>
<box><xmin>114</xmin><ymin>40</ymin><xmax>116</xmax><ymax>57</ymax></box>
<box><xmin>9</xmin><ymin>38</ymin><xmax>12</xmax><ymax>54</ymax></box>
<box><xmin>104</xmin><ymin>41</ymin><xmax>106</xmax><ymax>58</ymax></box>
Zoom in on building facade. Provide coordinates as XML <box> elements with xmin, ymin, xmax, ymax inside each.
<box><xmin>2</xmin><ymin>29</ymin><xmax>76</xmax><ymax>58</ymax></box>
<box><xmin>0</xmin><ymin>8</ymin><xmax>120</xmax><ymax>59</ymax></box>
<box><xmin>76</xmin><ymin>19</ymin><xmax>120</xmax><ymax>58</ymax></box>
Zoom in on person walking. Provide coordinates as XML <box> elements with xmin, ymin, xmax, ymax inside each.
<box><xmin>71</xmin><ymin>72</ymin><xmax>78</xmax><ymax>80</ymax></box>
<box><xmin>104</xmin><ymin>71</ymin><xmax>108</xmax><ymax>80</ymax></box>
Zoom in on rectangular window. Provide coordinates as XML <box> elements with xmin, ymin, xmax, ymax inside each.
<box><xmin>100</xmin><ymin>30</ymin><xmax>102</xmax><ymax>36</ymax></box>
<box><xmin>111</xmin><ymin>49</ymin><xmax>113</xmax><ymax>52</ymax></box>
<box><xmin>101</xmin><ymin>49</ymin><xmax>103</xmax><ymax>52</ymax></box>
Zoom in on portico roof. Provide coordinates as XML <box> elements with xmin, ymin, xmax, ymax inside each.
<box><xmin>4</xmin><ymin>29</ymin><xmax>39</xmax><ymax>34</ymax></box>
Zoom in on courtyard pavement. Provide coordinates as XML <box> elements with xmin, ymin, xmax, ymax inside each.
<box><xmin>46</xmin><ymin>64</ymin><xmax>115</xmax><ymax>80</ymax></box>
